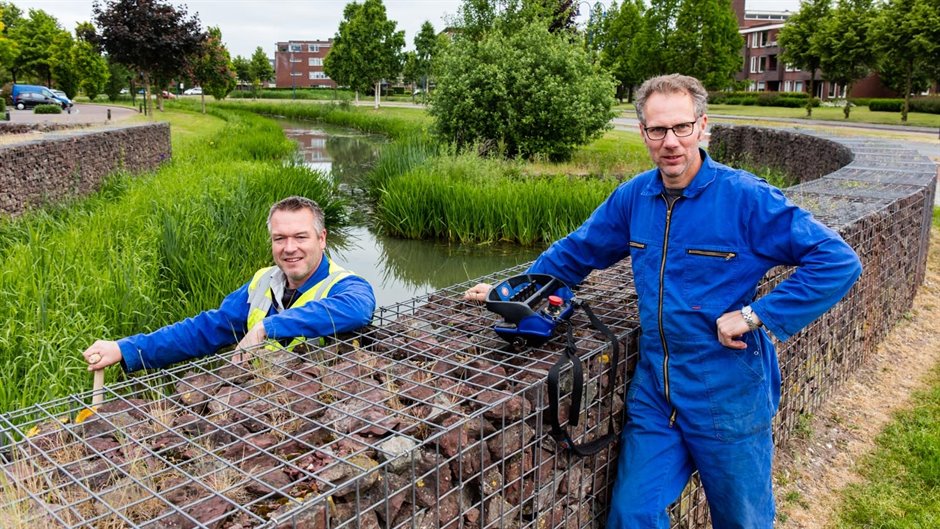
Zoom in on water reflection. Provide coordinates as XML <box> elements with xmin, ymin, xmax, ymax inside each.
<box><xmin>280</xmin><ymin>120</ymin><xmax>544</xmax><ymax>307</ymax></box>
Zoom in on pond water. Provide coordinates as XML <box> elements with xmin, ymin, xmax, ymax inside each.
<box><xmin>280</xmin><ymin>121</ymin><xmax>545</xmax><ymax>308</ymax></box>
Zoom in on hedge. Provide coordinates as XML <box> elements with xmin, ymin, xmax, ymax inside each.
<box><xmin>867</xmin><ymin>97</ymin><xmax>940</xmax><ymax>114</ymax></box>
<box><xmin>33</xmin><ymin>104</ymin><xmax>62</xmax><ymax>114</ymax></box>
<box><xmin>708</xmin><ymin>91</ymin><xmax>818</xmax><ymax>108</ymax></box>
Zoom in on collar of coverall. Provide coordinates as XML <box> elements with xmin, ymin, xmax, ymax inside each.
<box><xmin>640</xmin><ymin>148</ymin><xmax>716</xmax><ymax>199</ymax></box>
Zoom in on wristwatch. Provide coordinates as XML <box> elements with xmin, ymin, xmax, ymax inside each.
<box><xmin>741</xmin><ymin>305</ymin><xmax>761</xmax><ymax>331</ymax></box>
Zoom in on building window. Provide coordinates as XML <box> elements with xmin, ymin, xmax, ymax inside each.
<box><xmin>757</xmin><ymin>81</ymin><xmax>766</xmax><ymax>91</ymax></box>
<box><xmin>795</xmin><ymin>81</ymin><xmax>804</xmax><ymax>92</ymax></box>
<box><xmin>291</xmin><ymin>72</ymin><xmax>303</xmax><ymax>77</ymax></box>
<box><xmin>309</xmin><ymin>71</ymin><xmax>329</xmax><ymax>80</ymax></box>
<box><xmin>289</xmin><ymin>43</ymin><xmax>301</xmax><ymax>52</ymax></box>
<box><xmin>308</xmin><ymin>58</ymin><xmax>323</xmax><ymax>67</ymax></box>
<box><xmin>750</xmin><ymin>56</ymin><xmax>757</xmax><ymax>73</ymax></box>
<box><xmin>308</xmin><ymin>44</ymin><xmax>320</xmax><ymax>53</ymax></box>
<box><xmin>828</xmin><ymin>83</ymin><xmax>846</xmax><ymax>99</ymax></box>
<box><xmin>757</xmin><ymin>56</ymin><xmax>766</xmax><ymax>73</ymax></box>
<box><xmin>784</xmin><ymin>80</ymin><xmax>792</xmax><ymax>92</ymax></box>
<box><xmin>290</xmin><ymin>57</ymin><xmax>301</xmax><ymax>63</ymax></box>
<box><xmin>768</xmin><ymin>55</ymin><xmax>778</xmax><ymax>71</ymax></box>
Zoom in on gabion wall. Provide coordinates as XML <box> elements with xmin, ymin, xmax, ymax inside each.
<box><xmin>0</xmin><ymin>123</ymin><xmax>171</xmax><ymax>216</ymax></box>
<box><xmin>0</xmin><ymin>126</ymin><xmax>935</xmax><ymax>528</ymax></box>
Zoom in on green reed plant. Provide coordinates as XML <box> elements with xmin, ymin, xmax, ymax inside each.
<box><xmin>0</xmin><ymin>107</ymin><xmax>347</xmax><ymax>413</ymax></box>
<box><xmin>376</xmin><ymin>152</ymin><xmax>622</xmax><ymax>245</ymax></box>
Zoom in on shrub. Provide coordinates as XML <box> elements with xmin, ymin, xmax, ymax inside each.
<box><xmin>710</xmin><ymin>91</ymin><xmax>815</xmax><ymax>108</ymax></box>
<box><xmin>0</xmin><ymin>97</ymin><xmax>5</xmax><ymax>113</ymax></box>
<box><xmin>869</xmin><ymin>99</ymin><xmax>903</xmax><ymax>112</ymax></box>
<box><xmin>910</xmin><ymin>97</ymin><xmax>940</xmax><ymax>115</ymax></box>
<box><xmin>430</xmin><ymin>21</ymin><xmax>615</xmax><ymax>161</ymax></box>
<box><xmin>33</xmin><ymin>104</ymin><xmax>62</xmax><ymax>114</ymax></box>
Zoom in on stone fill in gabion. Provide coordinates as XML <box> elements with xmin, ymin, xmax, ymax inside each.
<box><xmin>1</xmin><ymin>126</ymin><xmax>936</xmax><ymax>529</ymax></box>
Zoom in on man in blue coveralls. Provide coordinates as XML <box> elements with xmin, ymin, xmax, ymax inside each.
<box><xmin>82</xmin><ymin>196</ymin><xmax>376</xmax><ymax>373</ymax></box>
<box><xmin>465</xmin><ymin>74</ymin><xmax>862</xmax><ymax>527</ymax></box>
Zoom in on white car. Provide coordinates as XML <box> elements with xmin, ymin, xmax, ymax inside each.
<box><xmin>183</xmin><ymin>87</ymin><xmax>203</xmax><ymax>96</ymax></box>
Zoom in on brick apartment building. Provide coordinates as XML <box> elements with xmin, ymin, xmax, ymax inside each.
<box><xmin>274</xmin><ymin>40</ymin><xmax>337</xmax><ymax>89</ymax></box>
<box><xmin>732</xmin><ymin>0</ymin><xmax>896</xmax><ymax>98</ymax></box>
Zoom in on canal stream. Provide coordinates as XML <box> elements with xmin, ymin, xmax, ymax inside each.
<box><xmin>280</xmin><ymin>121</ymin><xmax>544</xmax><ymax>308</ymax></box>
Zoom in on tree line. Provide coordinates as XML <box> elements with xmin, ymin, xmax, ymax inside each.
<box><xmin>0</xmin><ymin>0</ymin><xmax>279</xmax><ymax>113</ymax></box>
<box><xmin>779</xmin><ymin>0</ymin><xmax>939</xmax><ymax>120</ymax></box>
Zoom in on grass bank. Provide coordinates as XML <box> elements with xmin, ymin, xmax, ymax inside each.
<box><xmin>0</xmin><ymin>107</ymin><xmax>348</xmax><ymax>413</ymax></box>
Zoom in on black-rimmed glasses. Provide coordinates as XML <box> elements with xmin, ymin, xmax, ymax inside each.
<box><xmin>642</xmin><ymin>119</ymin><xmax>698</xmax><ymax>141</ymax></box>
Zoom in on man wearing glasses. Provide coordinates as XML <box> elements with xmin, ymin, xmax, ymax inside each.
<box><xmin>465</xmin><ymin>74</ymin><xmax>861</xmax><ymax>527</ymax></box>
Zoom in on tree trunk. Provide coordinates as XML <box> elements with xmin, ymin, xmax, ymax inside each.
<box><xmin>201</xmin><ymin>92</ymin><xmax>206</xmax><ymax>114</ymax></box>
<box><xmin>902</xmin><ymin>60</ymin><xmax>912</xmax><ymax>122</ymax></box>
<box><xmin>843</xmin><ymin>81</ymin><xmax>854</xmax><ymax>119</ymax></box>
<box><xmin>807</xmin><ymin>71</ymin><xmax>816</xmax><ymax>118</ymax></box>
<box><xmin>355</xmin><ymin>90</ymin><xmax>359</xmax><ymax>104</ymax></box>
<box><xmin>374</xmin><ymin>81</ymin><xmax>380</xmax><ymax>109</ymax></box>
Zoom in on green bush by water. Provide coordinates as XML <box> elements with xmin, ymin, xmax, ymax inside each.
<box><xmin>0</xmin><ymin>108</ymin><xmax>348</xmax><ymax>413</ymax></box>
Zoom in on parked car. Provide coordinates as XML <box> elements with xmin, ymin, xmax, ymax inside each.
<box><xmin>183</xmin><ymin>87</ymin><xmax>202</xmax><ymax>96</ymax></box>
<box><xmin>50</xmin><ymin>89</ymin><xmax>73</xmax><ymax>108</ymax></box>
<box><xmin>10</xmin><ymin>84</ymin><xmax>67</xmax><ymax>110</ymax></box>
<box><xmin>14</xmin><ymin>91</ymin><xmax>65</xmax><ymax>110</ymax></box>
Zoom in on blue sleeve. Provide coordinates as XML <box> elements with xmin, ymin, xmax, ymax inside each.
<box><xmin>118</xmin><ymin>282</ymin><xmax>251</xmax><ymax>373</ymax></box>
<box><xmin>748</xmin><ymin>185</ymin><xmax>862</xmax><ymax>341</ymax></box>
<box><xmin>263</xmin><ymin>275</ymin><xmax>375</xmax><ymax>340</ymax></box>
<box><xmin>528</xmin><ymin>182</ymin><xmax>632</xmax><ymax>287</ymax></box>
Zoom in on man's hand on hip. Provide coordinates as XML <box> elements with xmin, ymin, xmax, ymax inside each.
<box><xmin>716</xmin><ymin>310</ymin><xmax>755</xmax><ymax>350</ymax></box>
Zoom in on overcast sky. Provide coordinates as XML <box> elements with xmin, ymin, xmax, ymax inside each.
<box><xmin>11</xmin><ymin>0</ymin><xmax>802</xmax><ymax>60</ymax></box>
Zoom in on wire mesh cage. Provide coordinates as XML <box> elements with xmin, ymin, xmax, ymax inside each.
<box><xmin>0</xmin><ymin>261</ymin><xmax>640</xmax><ymax>529</ymax></box>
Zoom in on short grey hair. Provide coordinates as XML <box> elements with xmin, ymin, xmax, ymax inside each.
<box><xmin>267</xmin><ymin>196</ymin><xmax>325</xmax><ymax>233</ymax></box>
<box><xmin>634</xmin><ymin>74</ymin><xmax>708</xmax><ymax>124</ymax></box>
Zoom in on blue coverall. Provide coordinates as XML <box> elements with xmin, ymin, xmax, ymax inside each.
<box><xmin>529</xmin><ymin>150</ymin><xmax>862</xmax><ymax>528</ymax></box>
<box><xmin>118</xmin><ymin>255</ymin><xmax>375</xmax><ymax>373</ymax></box>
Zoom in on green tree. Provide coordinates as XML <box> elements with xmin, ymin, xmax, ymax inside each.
<box><xmin>778</xmin><ymin>0</ymin><xmax>831</xmax><ymax>117</ymax></box>
<box><xmin>324</xmin><ymin>0</ymin><xmax>405</xmax><ymax>108</ymax></box>
<box><xmin>9</xmin><ymin>8</ymin><xmax>69</xmax><ymax>85</ymax></box>
<box><xmin>430</xmin><ymin>19</ymin><xmax>615</xmax><ymax>161</ymax></box>
<box><xmin>104</xmin><ymin>56</ymin><xmax>131</xmax><ymax>101</ymax></box>
<box><xmin>232</xmin><ymin>54</ymin><xmax>251</xmax><ymax>86</ymax></box>
<box><xmin>630</xmin><ymin>0</ymin><xmax>680</xmax><ymax>82</ymax></box>
<box><xmin>0</xmin><ymin>3</ymin><xmax>20</xmax><ymax>83</ymax></box>
<box><xmin>193</xmin><ymin>26</ymin><xmax>236</xmax><ymax>109</ymax></box>
<box><xmin>93</xmin><ymin>0</ymin><xmax>203</xmax><ymax>114</ymax></box>
<box><xmin>597</xmin><ymin>0</ymin><xmax>645</xmax><ymax>101</ymax></box>
<box><xmin>669</xmin><ymin>0</ymin><xmax>742</xmax><ymax>90</ymax></box>
<box><xmin>869</xmin><ymin>0</ymin><xmax>940</xmax><ymax>121</ymax></box>
<box><xmin>248</xmin><ymin>45</ymin><xmax>273</xmax><ymax>95</ymax></box>
<box><xmin>817</xmin><ymin>0</ymin><xmax>873</xmax><ymax>118</ymax></box>
<box><xmin>401</xmin><ymin>50</ymin><xmax>419</xmax><ymax>98</ymax></box>
<box><xmin>69</xmin><ymin>22</ymin><xmax>109</xmax><ymax>100</ymax></box>
<box><xmin>413</xmin><ymin>20</ymin><xmax>437</xmax><ymax>98</ymax></box>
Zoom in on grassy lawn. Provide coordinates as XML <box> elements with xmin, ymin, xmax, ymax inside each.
<box><xmin>832</xmin><ymin>365</ymin><xmax>940</xmax><ymax>528</ymax></box>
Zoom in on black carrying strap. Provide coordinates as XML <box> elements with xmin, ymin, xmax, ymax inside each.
<box><xmin>546</xmin><ymin>300</ymin><xmax>621</xmax><ymax>457</ymax></box>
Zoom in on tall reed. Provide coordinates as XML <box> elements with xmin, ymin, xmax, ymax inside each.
<box><xmin>0</xmin><ymin>108</ymin><xmax>347</xmax><ymax>413</ymax></box>
<box><xmin>376</xmin><ymin>152</ymin><xmax>622</xmax><ymax>245</ymax></box>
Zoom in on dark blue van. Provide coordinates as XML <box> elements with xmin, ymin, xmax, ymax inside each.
<box><xmin>10</xmin><ymin>84</ymin><xmax>69</xmax><ymax>110</ymax></box>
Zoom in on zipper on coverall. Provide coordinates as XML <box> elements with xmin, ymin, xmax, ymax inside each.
<box><xmin>659</xmin><ymin>193</ymin><xmax>680</xmax><ymax>427</ymax></box>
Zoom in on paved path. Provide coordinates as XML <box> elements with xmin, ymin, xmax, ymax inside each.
<box><xmin>4</xmin><ymin>103</ymin><xmax>138</xmax><ymax>126</ymax></box>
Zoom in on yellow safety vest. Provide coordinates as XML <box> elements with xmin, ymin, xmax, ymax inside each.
<box><xmin>246</xmin><ymin>258</ymin><xmax>353</xmax><ymax>350</ymax></box>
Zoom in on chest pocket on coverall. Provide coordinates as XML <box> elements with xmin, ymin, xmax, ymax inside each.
<box><xmin>680</xmin><ymin>246</ymin><xmax>744</xmax><ymax>310</ymax></box>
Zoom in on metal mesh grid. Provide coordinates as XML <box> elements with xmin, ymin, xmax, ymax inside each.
<box><xmin>1</xmin><ymin>130</ymin><xmax>936</xmax><ymax>529</ymax></box>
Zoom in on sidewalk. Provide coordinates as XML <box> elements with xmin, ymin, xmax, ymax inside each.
<box><xmin>4</xmin><ymin>103</ymin><xmax>138</xmax><ymax>126</ymax></box>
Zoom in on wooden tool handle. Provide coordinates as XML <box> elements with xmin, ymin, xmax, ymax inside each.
<box><xmin>92</xmin><ymin>369</ymin><xmax>105</xmax><ymax>406</ymax></box>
